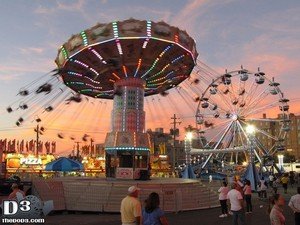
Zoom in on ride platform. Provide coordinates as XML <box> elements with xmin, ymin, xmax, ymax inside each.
<box><xmin>32</xmin><ymin>177</ymin><xmax>219</xmax><ymax>213</ymax></box>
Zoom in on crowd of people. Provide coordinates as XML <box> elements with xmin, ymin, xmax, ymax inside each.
<box><xmin>215</xmin><ymin>171</ymin><xmax>300</xmax><ymax>225</ymax></box>
<box><xmin>120</xmin><ymin>171</ymin><xmax>299</xmax><ymax>225</ymax></box>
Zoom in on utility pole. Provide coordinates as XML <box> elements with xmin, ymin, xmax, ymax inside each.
<box><xmin>171</xmin><ymin>114</ymin><xmax>181</xmax><ymax>171</ymax></box>
<box><xmin>35</xmin><ymin>124</ymin><xmax>39</xmax><ymax>157</ymax></box>
<box><xmin>90</xmin><ymin>139</ymin><xmax>94</xmax><ymax>157</ymax></box>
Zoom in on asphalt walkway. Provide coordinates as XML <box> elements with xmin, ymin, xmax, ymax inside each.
<box><xmin>40</xmin><ymin>185</ymin><xmax>297</xmax><ymax>225</ymax></box>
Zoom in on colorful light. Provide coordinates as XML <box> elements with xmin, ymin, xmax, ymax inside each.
<box><xmin>67</xmin><ymin>71</ymin><xmax>82</xmax><ymax>77</ymax></box>
<box><xmin>147</xmin><ymin>71</ymin><xmax>174</xmax><ymax>84</ymax></box>
<box><xmin>174</xmin><ymin>34</ymin><xmax>179</xmax><ymax>43</ymax></box>
<box><xmin>142</xmin><ymin>21</ymin><xmax>152</xmax><ymax>49</ymax></box>
<box><xmin>74</xmin><ymin>60</ymin><xmax>89</xmax><ymax>68</ymax></box>
<box><xmin>70</xmin><ymin>81</ymin><xmax>84</xmax><ymax>85</ymax></box>
<box><xmin>90</xmin><ymin>68</ymin><xmax>99</xmax><ymax>77</ymax></box>
<box><xmin>112</xmin><ymin>22</ymin><xmax>123</xmax><ymax>55</ymax></box>
<box><xmin>80</xmin><ymin>89</ymin><xmax>93</xmax><ymax>92</ymax></box>
<box><xmin>133</xmin><ymin>132</ymin><xmax>136</xmax><ymax>147</ymax></box>
<box><xmin>61</xmin><ymin>46</ymin><xmax>68</xmax><ymax>59</ymax></box>
<box><xmin>116</xmin><ymin>39</ymin><xmax>123</xmax><ymax>55</ymax></box>
<box><xmin>136</xmin><ymin>89</ymin><xmax>140</xmax><ymax>131</ymax></box>
<box><xmin>95</xmin><ymin>90</ymin><xmax>114</xmax><ymax>97</ymax></box>
<box><xmin>134</xmin><ymin>58</ymin><xmax>142</xmax><ymax>77</ymax></box>
<box><xmin>171</xmin><ymin>54</ymin><xmax>184</xmax><ymax>63</ymax></box>
<box><xmin>112</xmin><ymin>72</ymin><xmax>121</xmax><ymax>80</ymax></box>
<box><xmin>86</xmin><ymin>83</ymin><xmax>102</xmax><ymax>89</ymax></box>
<box><xmin>146</xmin><ymin>20</ymin><xmax>151</xmax><ymax>36</ymax></box>
<box><xmin>123</xmin><ymin>87</ymin><xmax>127</xmax><ymax>131</ymax></box>
<box><xmin>112</xmin><ymin>22</ymin><xmax>119</xmax><ymax>38</ymax></box>
<box><xmin>141</xmin><ymin>45</ymin><xmax>172</xmax><ymax>78</ymax></box>
<box><xmin>80</xmin><ymin>31</ymin><xmax>88</xmax><ymax>46</ymax></box>
<box><xmin>90</xmin><ymin>48</ymin><xmax>107</xmax><ymax>64</ymax></box>
<box><xmin>122</xmin><ymin>65</ymin><xmax>128</xmax><ymax>77</ymax></box>
<box><xmin>105</xmin><ymin>147</ymin><xmax>150</xmax><ymax>151</ymax></box>
<box><xmin>147</xmin><ymin>54</ymin><xmax>184</xmax><ymax>82</ymax></box>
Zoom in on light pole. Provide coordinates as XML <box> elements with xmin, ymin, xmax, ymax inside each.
<box><xmin>182</xmin><ymin>132</ymin><xmax>196</xmax><ymax>179</ymax></box>
<box><xmin>245</xmin><ymin>125</ymin><xmax>256</xmax><ymax>166</ymax></box>
<box><xmin>245</xmin><ymin>124</ymin><xmax>259</xmax><ymax>191</ymax></box>
<box><xmin>185</xmin><ymin>132</ymin><xmax>193</xmax><ymax>165</ymax></box>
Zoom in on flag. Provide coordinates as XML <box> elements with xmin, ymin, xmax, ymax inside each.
<box><xmin>26</xmin><ymin>141</ymin><xmax>29</xmax><ymax>152</ymax></box>
<box><xmin>0</xmin><ymin>140</ymin><xmax>3</xmax><ymax>152</ymax></box>
<box><xmin>51</xmin><ymin>142</ymin><xmax>56</xmax><ymax>153</ymax></box>
<box><xmin>29</xmin><ymin>140</ymin><xmax>34</xmax><ymax>152</ymax></box>
<box><xmin>38</xmin><ymin>141</ymin><xmax>43</xmax><ymax>153</ymax></box>
<box><xmin>20</xmin><ymin>140</ymin><xmax>24</xmax><ymax>153</ymax></box>
<box><xmin>12</xmin><ymin>139</ymin><xmax>16</xmax><ymax>153</ymax></box>
<box><xmin>16</xmin><ymin>140</ymin><xmax>19</xmax><ymax>152</ymax></box>
<box><xmin>82</xmin><ymin>145</ymin><xmax>87</xmax><ymax>155</ymax></box>
<box><xmin>45</xmin><ymin>142</ymin><xmax>51</xmax><ymax>154</ymax></box>
<box><xmin>7</xmin><ymin>140</ymin><xmax>11</xmax><ymax>152</ymax></box>
<box><xmin>3</xmin><ymin>139</ymin><xmax>7</xmax><ymax>151</ymax></box>
<box><xmin>91</xmin><ymin>144</ymin><xmax>95</xmax><ymax>156</ymax></box>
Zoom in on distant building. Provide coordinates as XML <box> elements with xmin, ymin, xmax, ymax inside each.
<box><xmin>95</xmin><ymin>143</ymin><xmax>105</xmax><ymax>157</ymax></box>
<box><xmin>147</xmin><ymin>128</ymin><xmax>186</xmax><ymax>166</ymax></box>
<box><xmin>155</xmin><ymin>128</ymin><xmax>164</xmax><ymax>133</ymax></box>
<box><xmin>283</xmin><ymin>113</ymin><xmax>300</xmax><ymax>159</ymax></box>
<box><xmin>253</xmin><ymin>113</ymin><xmax>300</xmax><ymax>160</ymax></box>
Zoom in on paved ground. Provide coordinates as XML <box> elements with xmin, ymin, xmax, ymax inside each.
<box><xmin>40</xmin><ymin>185</ymin><xmax>296</xmax><ymax>225</ymax></box>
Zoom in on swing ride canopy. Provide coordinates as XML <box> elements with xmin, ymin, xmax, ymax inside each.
<box><xmin>55</xmin><ymin>18</ymin><xmax>198</xmax><ymax>99</ymax></box>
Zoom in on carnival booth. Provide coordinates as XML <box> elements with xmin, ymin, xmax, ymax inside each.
<box><xmin>5</xmin><ymin>153</ymin><xmax>55</xmax><ymax>179</ymax></box>
<box><xmin>105</xmin><ymin>132</ymin><xmax>150</xmax><ymax>179</ymax></box>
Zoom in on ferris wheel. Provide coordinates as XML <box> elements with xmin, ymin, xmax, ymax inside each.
<box><xmin>194</xmin><ymin>67</ymin><xmax>290</xmax><ymax>170</ymax></box>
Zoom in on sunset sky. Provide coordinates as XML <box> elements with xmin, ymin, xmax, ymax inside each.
<box><xmin>0</xmin><ymin>0</ymin><xmax>300</xmax><ymax>155</ymax></box>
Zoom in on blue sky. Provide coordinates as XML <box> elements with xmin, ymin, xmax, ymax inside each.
<box><xmin>0</xmin><ymin>0</ymin><xmax>299</xmax><ymax>153</ymax></box>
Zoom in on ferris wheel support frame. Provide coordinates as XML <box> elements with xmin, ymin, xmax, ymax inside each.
<box><xmin>193</xmin><ymin>68</ymin><xmax>290</xmax><ymax>174</ymax></box>
<box><xmin>201</xmin><ymin>121</ymin><xmax>233</xmax><ymax>169</ymax></box>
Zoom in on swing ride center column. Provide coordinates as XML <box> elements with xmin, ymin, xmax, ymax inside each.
<box><xmin>104</xmin><ymin>78</ymin><xmax>150</xmax><ymax>179</ymax></box>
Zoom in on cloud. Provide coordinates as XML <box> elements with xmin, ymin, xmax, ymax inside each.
<box><xmin>35</xmin><ymin>0</ymin><xmax>85</xmax><ymax>14</ymax></box>
<box><xmin>171</xmin><ymin>0</ymin><xmax>207</xmax><ymax>30</ymax></box>
<box><xmin>0</xmin><ymin>74</ymin><xmax>20</xmax><ymax>81</ymax></box>
<box><xmin>34</xmin><ymin>0</ymin><xmax>95</xmax><ymax>25</ymax></box>
<box><xmin>126</xmin><ymin>6</ymin><xmax>172</xmax><ymax>23</ymax></box>
<box><xmin>241</xmin><ymin>54</ymin><xmax>299</xmax><ymax>76</ymax></box>
<box><xmin>171</xmin><ymin>0</ymin><xmax>234</xmax><ymax>37</ymax></box>
<box><xmin>56</xmin><ymin>0</ymin><xmax>85</xmax><ymax>11</ymax></box>
<box><xmin>0</xmin><ymin>58</ymin><xmax>54</xmax><ymax>83</ymax></box>
<box><xmin>252</xmin><ymin>6</ymin><xmax>300</xmax><ymax>34</ymax></box>
<box><xmin>18</xmin><ymin>47</ymin><xmax>44</xmax><ymax>55</ymax></box>
<box><xmin>34</xmin><ymin>5</ymin><xmax>55</xmax><ymax>14</ymax></box>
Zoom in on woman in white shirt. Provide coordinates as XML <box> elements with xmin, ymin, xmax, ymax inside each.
<box><xmin>218</xmin><ymin>181</ymin><xmax>229</xmax><ymax>217</ymax></box>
